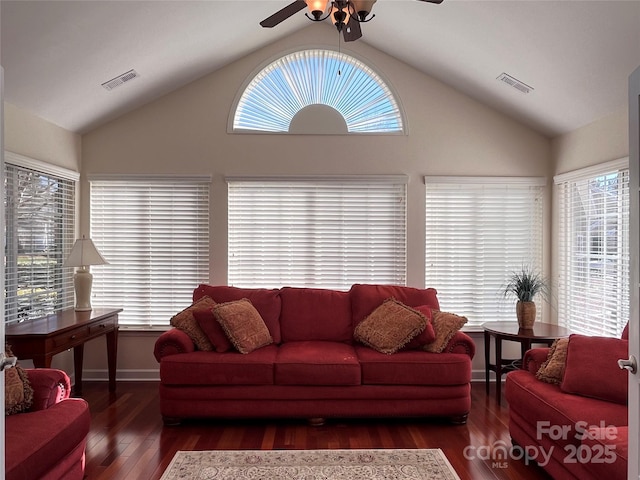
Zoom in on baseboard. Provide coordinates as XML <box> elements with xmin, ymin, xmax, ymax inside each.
<box><xmin>82</xmin><ymin>368</ymin><xmax>488</xmax><ymax>384</ymax></box>
<box><xmin>83</xmin><ymin>368</ymin><xmax>160</xmax><ymax>382</ymax></box>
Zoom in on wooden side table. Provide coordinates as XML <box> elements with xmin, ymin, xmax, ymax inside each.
<box><xmin>483</xmin><ymin>321</ymin><xmax>571</xmax><ymax>404</ymax></box>
<box><xmin>6</xmin><ymin>307</ymin><xmax>122</xmax><ymax>396</ymax></box>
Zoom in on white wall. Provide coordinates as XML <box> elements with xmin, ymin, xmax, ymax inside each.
<box><xmin>79</xmin><ymin>27</ymin><xmax>551</xmax><ymax>381</ymax></box>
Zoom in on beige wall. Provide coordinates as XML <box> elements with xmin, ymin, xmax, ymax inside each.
<box><xmin>4</xmin><ymin>101</ymin><xmax>82</xmax><ymax>373</ymax></box>
<box><xmin>4</xmin><ymin>102</ymin><xmax>81</xmax><ymax>170</ymax></box>
<box><xmin>79</xmin><ymin>27</ymin><xmax>551</xmax><ymax>381</ymax></box>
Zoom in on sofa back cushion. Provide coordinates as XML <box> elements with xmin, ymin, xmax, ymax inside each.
<box><xmin>193</xmin><ymin>284</ymin><xmax>282</xmax><ymax>343</ymax></box>
<box><xmin>349</xmin><ymin>284</ymin><xmax>440</xmax><ymax>330</ymax></box>
<box><xmin>560</xmin><ymin>334</ymin><xmax>629</xmax><ymax>405</ymax></box>
<box><xmin>279</xmin><ymin>287</ymin><xmax>352</xmax><ymax>343</ymax></box>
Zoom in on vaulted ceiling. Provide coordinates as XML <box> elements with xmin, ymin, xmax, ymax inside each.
<box><xmin>2</xmin><ymin>0</ymin><xmax>639</xmax><ymax>137</ymax></box>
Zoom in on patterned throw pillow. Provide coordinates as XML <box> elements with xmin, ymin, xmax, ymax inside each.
<box><xmin>354</xmin><ymin>298</ymin><xmax>427</xmax><ymax>354</ymax></box>
<box><xmin>170</xmin><ymin>296</ymin><xmax>217</xmax><ymax>351</ymax></box>
<box><xmin>213</xmin><ymin>298</ymin><xmax>273</xmax><ymax>354</ymax></box>
<box><xmin>5</xmin><ymin>347</ymin><xmax>34</xmax><ymax>416</ymax></box>
<box><xmin>536</xmin><ymin>337</ymin><xmax>569</xmax><ymax>385</ymax></box>
<box><xmin>423</xmin><ymin>311</ymin><xmax>467</xmax><ymax>353</ymax></box>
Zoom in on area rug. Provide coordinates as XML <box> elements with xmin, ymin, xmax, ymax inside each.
<box><xmin>160</xmin><ymin>448</ymin><xmax>461</xmax><ymax>480</ymax></box>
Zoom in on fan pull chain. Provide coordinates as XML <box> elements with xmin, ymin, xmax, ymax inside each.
<box><xmin>338</xmin><ymin>29</ymin><xmax>342</xmax><ymax>76</ymax></box>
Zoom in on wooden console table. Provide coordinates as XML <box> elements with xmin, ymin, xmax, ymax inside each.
<box><xmin>483</xmin><ymin>321</ymin><xmax>571</xmax><ymax>404</ymax></box>
<box><xmin>6</xmin><ymin>307</ymin><xmax>122</xmax><ymax>396</ymax></box>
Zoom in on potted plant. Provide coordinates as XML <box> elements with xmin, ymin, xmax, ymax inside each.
<box><xmin>502</xmin><ymin>265</ymin><xmax>550</xmax><ymax>329</ymax></box>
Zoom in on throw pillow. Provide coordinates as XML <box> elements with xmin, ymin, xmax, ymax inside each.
<box><xmin>536</xmin><ymin>337</ymin><xmax>569</xmax><ymax>385</ymax></box>
<box><xmin>560</xmin><ymin>334</ymin><xmax>628</xmax><ymax>405</ymax></box>
<box><xmin>403</xmin><ymin>305</ymin><xmax>437</xmax><ymax>349</ymax></box>
<box><xmin>5</xmin><ymin>347</ymin><xmax>34</xmax><ymax>416</ymax></box>
<box><xmin>193</xmin><ymin>308</ymin><xmax>233</xmax><ymax>353</ymax></box>
<box><xmin>354</xmin><ymin>298</ymin><xmax>427</xmax><ymax>354</ymax></box>
<box><xmin>423</xmin><ymin>310</ymin><xmax>468</xmax><ymax>353</ymax></box>
<box><xmin>170</xmin><ymin>296</ymin><xmax>217</xmax><ymax>351</ymax></box>
<box><xmin>213</xmin><ymin>298</ymin><xmax>273</xmax><ymax>354</ymax></box>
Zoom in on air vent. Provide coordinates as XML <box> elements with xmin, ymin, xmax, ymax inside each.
<box><xmin>497</xmin><ymin>73</ymin><xmax>533</xmax><ymax>94</ymax></box>
<box><xmin>101</xmin><ymin>69</ymin><xmax>140</xmax><ymax>91</ymax></box>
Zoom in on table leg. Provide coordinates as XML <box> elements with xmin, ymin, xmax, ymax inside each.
<box><xmin>106</xmin><ymin>328</ymin><xmax>118</xmax><ymax>392</ymax></box>
<box><xmin>484</xmin><ymin>330</ymin><xmax>491</xmax><ymax>395</ymax></box>
<box><xmin>32</xmin><ymin>355</ymin><xmax>53</xmax><ymax>369</ymax></box>
<box><xmin>495</xmin><ymin>337</ymin><xmax>503</xmax><ymax>405</ymax></box>
<box><xmin>73</xmin><ymin>344</ymin><xmax>84</xmax><ymax>397</ymax></box>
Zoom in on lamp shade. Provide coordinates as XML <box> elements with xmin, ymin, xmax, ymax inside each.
<box><xmin>63</xmin><ymin>237</ymin><xmax>109</xmax><ymax>268</ymax></box>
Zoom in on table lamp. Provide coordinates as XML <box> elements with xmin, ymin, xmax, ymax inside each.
<box><xmin>63</xmin><ymin>236</ymin><xmax>109</xmax><ymax>311</ymax></box>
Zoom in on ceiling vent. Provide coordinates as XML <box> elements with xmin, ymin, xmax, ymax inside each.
<box><xmin>497</xmin><ymin>73</ymin><xmax>533</xmax><ymax>94</ymax></box>
<box><xmin>101</xmin><ymin>69</ymin><xmax>140</xmax><ymax>91</ymax></box>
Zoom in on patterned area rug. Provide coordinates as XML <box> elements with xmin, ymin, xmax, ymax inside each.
<box><xmin>160</xmin><ymin>449</ymin><xmax>461</xmax><ymax>480</ymax></box>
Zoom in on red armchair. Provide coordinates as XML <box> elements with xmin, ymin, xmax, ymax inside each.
<box><xmin>5</xmin><ymin>369</ymin><xmax>91</xmax><ymax>480</ymax></box>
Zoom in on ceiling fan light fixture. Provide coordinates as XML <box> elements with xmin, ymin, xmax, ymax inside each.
<box><xmin>305</xmin><ymin>0</ymin><xmax>330</xmax><ymax>20</ymax></box>
<box><xmin>350</xmin><ymin>0</ymin><xmax>377</xmax><ymax>22</ymax></box>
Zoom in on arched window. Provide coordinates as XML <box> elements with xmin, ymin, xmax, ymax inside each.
<box><xmin>231</xmin><ymin>49</ymin><xmax>405</xmax><ymax>134</ymax></box>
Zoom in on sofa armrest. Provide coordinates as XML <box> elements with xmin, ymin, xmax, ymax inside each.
<box><xmin>442</xmin><ymin>331</ymin><xmax>476</xmax><ymax>358</ymax></box>
<box><xmin>26</xmin><ymin>368</ymin><xmax>71</xmax><ymax>412</ymax></box>
<box><xmin>154</xmin><ymin>328</ymin><xmax>195</xmax><ymax>362</ymax></box>
<box><xmin>522</xmin><ymin>347</ymin><xmax>550</xmax><ymax>374</ymax></box>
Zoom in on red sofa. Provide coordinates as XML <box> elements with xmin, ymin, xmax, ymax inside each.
<box><xmin>6</xmin><ymin>368</ymin><xmax>91</xmax><ymax>480</ymax></box>
<box><xmin>154</xmin><ymin>283</ymin><xmax>476</xmax><ymax>425</ymax></box>
<box><xmin>505</xmin><ymin>328</ymin><xmax>629</xmax><ymax>480</ymax></box>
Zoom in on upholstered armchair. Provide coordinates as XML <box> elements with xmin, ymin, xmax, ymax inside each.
<box><xmin>5</xmin><ymin>368</ymin><xmax>91</xmax><ymax>480</ymax></box>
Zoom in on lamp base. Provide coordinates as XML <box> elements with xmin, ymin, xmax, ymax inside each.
<box><xmin>74</xmin><ymin>268</ymin><xmax>94</xmax><ymax>311</ymax></box>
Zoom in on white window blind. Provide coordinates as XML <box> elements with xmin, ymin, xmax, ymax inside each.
<box><xmin>227</xmin><ymin>177</ymin><xmax>407</xmax><ymax>290</ymax></box>
<box><xmin>4</xmin><ymin>152</ymin><xmax>78</xmax><ymax>324</ymax></box>
<box><xmin>425</xmin><ymin>177</ymin><xmax>545</xmax><ymax>327</ymax></box>
<box><xmin>555</xmin><ymin>159</ymin><xmax>629</xmax><ymax>337</ymax></box>
<box><xmin>232</xmin><ymin>49</ymin><xmax>404</xmax><ymax>134</ymax></box>
<box><xmin>89</xmin><ymin>177</ymin><xmax>210</xmax><ymax>328</ymax></box>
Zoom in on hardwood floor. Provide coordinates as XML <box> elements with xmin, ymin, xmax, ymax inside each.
<box><xmin>82</xmin><ymin>381</ymin><xmax>552</xmax><ymax>480</ymax></box>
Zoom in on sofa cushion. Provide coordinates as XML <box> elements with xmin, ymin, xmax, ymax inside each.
<box><xmin>193</xmin><ymin>284</ymin><xmax>282</xmax><ymax>343</ymax></box>
<box><xmin>349</xmin><ymin>284</ymin><xmax>440</xmax><ymax>329</ymax></box>
<box><xmin>536</xmin><ymin>337</ymin><xmax>569</xmax><ymax>385</ymax></box>
<box><xmin>424</xmin><ymin>311</ymin><xmax>467</xmax><ymax>353</ymax></box>
<box><xmin>355</xmin><ymin>346</ymin><xmax>471</xmax><ymax>385</ymax></box>
<box><xmin>403</xmin><ymin>305</ymin><xmax>437</xmax><ymax>349</ymax></box>
<box><xmin>279</xmin><ymin>287</ymin><xmax>352</xmax><ymax>343</ymax></box>
<box><xmin>275</xmin><ymin>341</ymin><xmax>361</xmax><ymax>386</ymax></box>
<box><xmin>170</xmin><ymin>296</ymin><xmax>217</xmax><ymax>351</ymax></box>
<box><xmin>160</xmin><ymin>347</ymin><xmax>278</xmax><ymax>385</ymax></box>
<box><xmin>193</xmin><ymin>308</ymin><xmax>233</xmax><ymax>353</ymax></box>
<box><xmin>6</xmin><ymin>398</ymin><xmax>90</xmax><ymax>480</ymax></box>
<box><xmin>505</xmin><ymin>369</ymin><xmax>628</xmax><ymax>451</ymax></box>
<box><xmin>213</xmin><ymin>299</ymin><xmax>273</xmax><ymax>354</ymax></box>
<box><xmin>580</xmin><ymin>425</ymin><xmax>627</xmax><ymax>480</ymax></box>
<box><xmin>561</xmin><ymin>334</ymin><xmax>628</xmax><ymax>405</ymax></box>
<box><xmin>354</xmin><ymin>298</ymin><xmax>426</xmax><ymax>354</ymax></box>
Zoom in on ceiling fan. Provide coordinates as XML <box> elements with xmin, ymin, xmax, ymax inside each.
<box><xmin>260</xmin><ymin>0</ymin><xmax>444</xmax><ymax>42</ymax></box>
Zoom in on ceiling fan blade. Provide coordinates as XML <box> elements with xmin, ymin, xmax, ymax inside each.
<box><xmin>260</xmin><ymin>0</ymin><xmax>308</xmax><ymax>28</ymax></box>
<box><xmin>343</xmin><ymin>16</ymin><xmax>363</xmax><ymax>42</ymax></box>
<box><xmin>417</xmin><ymin>0</ymin><xmax>444</xmax><ymax>3</ymax></box>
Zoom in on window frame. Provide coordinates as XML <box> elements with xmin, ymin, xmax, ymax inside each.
<box><xmin>229</xmin><ymin>48</ymin><xmax>406</xmax><ymax>135</ymax></box>
<box><xmin>226</xmin><ymin>175</ymin><xmax>408</xmax><ymax>290</ymax></box>
<box><xmin>554</xmin><ymin>158</ymin><xmax>629</xmax><ymax>337</ymax></box>
<box><xmin>4</xmin><ymin>151</ymin><xmax>78</xmax><ymax>325</ymax></box>
<box><xmin>424</xmin><ymin>176</ymin><xmax>546</xmax><ymax>328</ymax></box>
<box><xmin>88</xmin><ymin>175</ymin><xmax>211</xmax><ymax>329</ymax></box>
